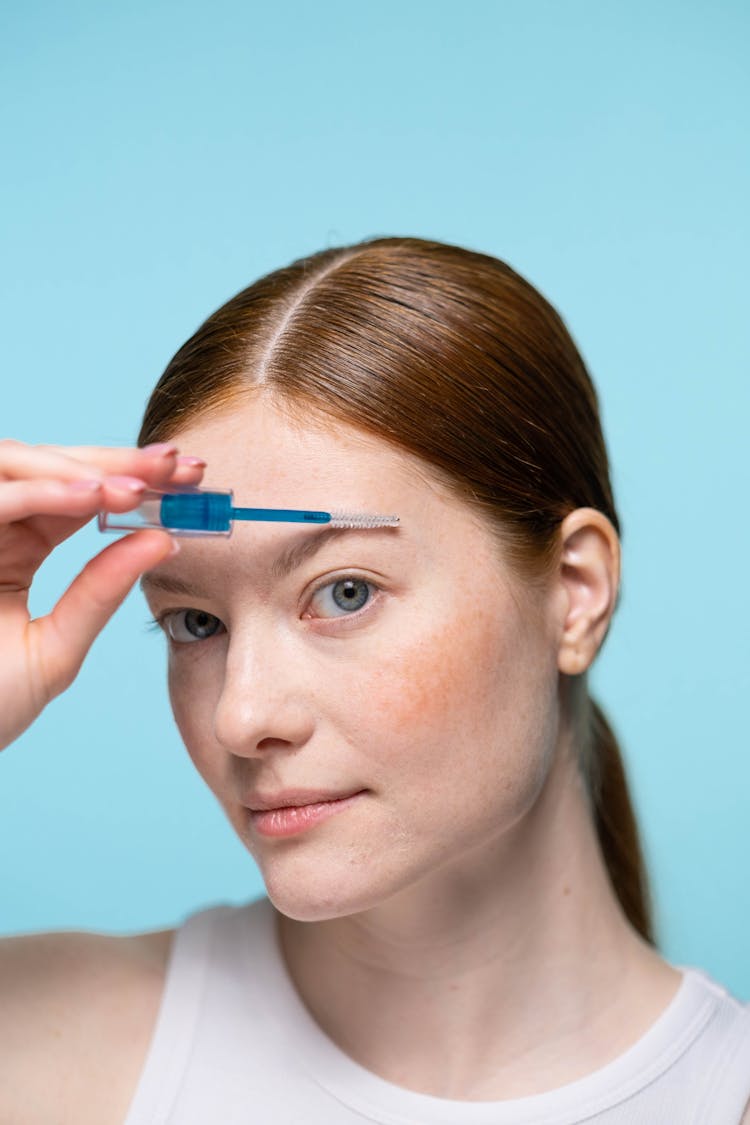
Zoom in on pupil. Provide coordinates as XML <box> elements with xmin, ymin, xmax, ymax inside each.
<box><xmin>186</xmin><ymin>609</ymin><xmax>217</xmax><ymax>637</ymax></box>
<box><xmin>332</xmin><ymin>579</ymin><xmax>369</xmax><ymax>612</ymax></box>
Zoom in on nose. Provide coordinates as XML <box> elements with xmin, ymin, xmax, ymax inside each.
<box><xmin>212</xmin><ymin>628</ymin><xmax>316</xmax><ymax>758</ymax></box>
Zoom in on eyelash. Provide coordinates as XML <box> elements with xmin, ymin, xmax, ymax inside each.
<box><xmin>146</xmin><ymin>574</ymin><xmax>383</xmax><ymax>644</ymax></box>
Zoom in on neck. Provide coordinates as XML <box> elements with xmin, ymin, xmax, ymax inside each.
<box><xmin>276</xmin><ymin>743</ymin><xmax>679</xmax><ymax>1100</ymax></box>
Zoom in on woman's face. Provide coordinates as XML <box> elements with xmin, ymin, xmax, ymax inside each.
<box><xmin>141</xmin><ymin>395</ymin><xmax>566</xmax><ymax>921</ymax></box>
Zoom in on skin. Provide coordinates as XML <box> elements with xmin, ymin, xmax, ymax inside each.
<box><xmin>139</xmin><ymin>393</ymin><xmax>681</xmax><ymax>1100</ymax></box>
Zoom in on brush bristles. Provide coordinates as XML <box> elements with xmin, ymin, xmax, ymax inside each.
<box><xmin>328</xmin><ymin>512</ymin><xmax>400</xmax><ymax>529</ymax></box>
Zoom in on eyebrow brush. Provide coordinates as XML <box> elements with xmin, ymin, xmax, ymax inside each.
<box><xmin>97</xmin><ymin>487</ymin><xmax>400</xmax><ymax>537</ymax></box>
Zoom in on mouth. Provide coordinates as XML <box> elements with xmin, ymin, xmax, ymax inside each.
<box><xmin>248</xmin><ymin>790</ymin><xmax>367</xmax><ymax>839</ymax></box>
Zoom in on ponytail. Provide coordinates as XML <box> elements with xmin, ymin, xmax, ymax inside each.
<box><xmin>589</xmin><ymin>700</ymin><xmax>654</xmax><ymax>943</ymax></box>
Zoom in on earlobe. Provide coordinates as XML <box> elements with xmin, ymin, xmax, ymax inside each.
<box><xmin>556</xmin><ymin>508</ymin><xmax>620</xmax><ymax>676</ymax></box>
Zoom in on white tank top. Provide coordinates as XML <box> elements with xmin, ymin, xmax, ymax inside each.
<box><xmin>123</xmin><ymin>897</ymin><xmax>750</xmax><ymax>1124</ymax></box>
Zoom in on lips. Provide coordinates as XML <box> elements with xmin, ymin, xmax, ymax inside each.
<box><xmin>247</xmin><ymin>790</ymin><xmax>367</xmax><ymax>839</ymax></box>
<box><xmin>246</xmin><ymin>788</ymin><xmax>365</xmax><ymax>812</ymax></box>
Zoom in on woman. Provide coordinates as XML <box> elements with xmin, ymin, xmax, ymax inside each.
<box><xmin>1</xmin><ymin>236</ymin><xmax>748</xmax><ymax>1123</ymax></box>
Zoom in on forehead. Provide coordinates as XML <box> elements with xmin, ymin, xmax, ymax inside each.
<box><xmin>145</xmin><ymin>396</ymin><xmax>523</xmax><ymax>601</ymax></box>
<box><xmin>168</xmin><ymin>395</ymin><xmax>448</xmax><ymax>516</ymax></box>
<box><xmin>157</xmin><ymin>395</ymin><xmax>518</xmax><ymax>593</ymax></box>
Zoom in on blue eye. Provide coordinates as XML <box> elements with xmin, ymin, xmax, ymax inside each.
<box><xmin>309</xmin><ymin>578</ymin><xmax>375</xmax><ymax>618</ymax></box>
<box><xmin>162</xmin><ymin>609</ymin><xmax>225</xmax><ymax>643</ymax></box>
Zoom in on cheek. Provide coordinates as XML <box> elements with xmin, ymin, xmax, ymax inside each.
<box><xmin>336</xmin><ymin>595</ymin><xmax>561</xmax><ymax>862</ymax></box>
<box><xmin>166</xmin><ymin>655</ymin><xmax>222</xmax><ymax>782</ymax></box>
<box><xmin>365</xmin><ymin>625</ymin><xmax>477</xmax><ymax>732</ymax></box>
<box><xmin>343</xmin><ymin>597</ymin><xmax>556</xmax><ymax>784</ymax></box>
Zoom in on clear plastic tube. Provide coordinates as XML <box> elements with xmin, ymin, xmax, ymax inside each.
<box><xmin>97</xmin><ymin>489</ymin><xmax>234</xmax><ymax>536</ymax></box>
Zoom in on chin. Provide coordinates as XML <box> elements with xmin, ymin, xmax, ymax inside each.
<box><xmin>256</xmin><ymin>847</ymin><xmax>424</xmax><ymax>923</ymax></box>
<box><xmin>264</xmin><ymin>882</ymin><xmax>382</xmax><ymax>924</ymax></box>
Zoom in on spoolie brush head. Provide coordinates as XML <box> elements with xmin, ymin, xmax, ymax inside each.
<box><xmin>327</xmin><ymin>512</ymin><xmax>400</xmax><ymax>529</ymax></box>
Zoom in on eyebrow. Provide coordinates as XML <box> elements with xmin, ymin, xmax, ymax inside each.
<box><xmin>139</xmin><ymin>525</ymin><xmax>399</xmax><ymax>598</ymax></box>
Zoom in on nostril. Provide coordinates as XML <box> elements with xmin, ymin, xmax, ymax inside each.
<box><xmin>255</xmin><ymin>737</ymin><xmax>296</xmax><ymax>752</ymax></box>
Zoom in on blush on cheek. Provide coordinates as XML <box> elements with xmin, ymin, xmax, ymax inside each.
<box><xmin>368</xmin><ymin>638</ymin><xmax>463</xmax><ymax>731</ymax></box>
<box><xmin>363</xmin><ymin>606</ymin><xmax>517</xmax><ymax>734</ymax></box>
<box><xmin>351</xmin><ymin>598</ymin><xmax>557</xmax><ymax>824</ymax></box>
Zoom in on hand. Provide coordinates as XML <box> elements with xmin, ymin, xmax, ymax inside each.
<box><xmin>0</xmin><ymin>439</ymin><xmax>206</xmax><ymax>751</ymax></box>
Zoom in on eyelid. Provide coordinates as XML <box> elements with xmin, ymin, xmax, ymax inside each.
<box><xmin>306</xmin><ymin>563</ymin><xmax>387</xmax><ymax>594</ymax></box>
<box><xmin>147</xmin><ymin>607</ymin><xmax>226</xmax><ymax>644</ymax></box>
<box><xmin>146</xmin><ymin>569</ymin><xmax>387</xmax><ymax>635</ymax></box>
<box><xmin>303</xmin><ymin>572</ymin><xmax>383</xmax><ymax>623</ymax></box>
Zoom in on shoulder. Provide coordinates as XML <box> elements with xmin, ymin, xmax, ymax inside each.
<box><xmin>687</xmin><ymin>969</ymin><xmax>750</xmax><ymax>1120</ymax></box>
<box><xmin>0</xmin><ymin>926</ymin><xmax>174</xmax><ymax>1125</ymax></box>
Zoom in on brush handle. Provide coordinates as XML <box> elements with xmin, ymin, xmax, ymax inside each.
<box><xmin>98</xmin><ymin>489</ymin><xmax>333</xmax><ymax>536</ymax></box>
<box><xmin>98</xmin><ymin>488</ymin><xmax>235</xmax><ymax>536</ymax></box>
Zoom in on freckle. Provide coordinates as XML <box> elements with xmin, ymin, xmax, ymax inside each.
<box><xmin>563</xmin><ymin>885</ymin><xmax>571</xmax><ymax>896</ymax></box>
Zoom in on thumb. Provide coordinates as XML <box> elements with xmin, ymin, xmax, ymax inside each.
<box><xmin>31</xmin><ymin>530</ymin><xmax>177</xmax><ymax>701</ymax></box>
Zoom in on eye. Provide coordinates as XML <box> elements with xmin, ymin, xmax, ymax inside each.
<box><xmin>306</xmin><ymin>577</ymin><xmax>377</xmax><ymax>619</ymax></box>
<box><xmin>157</xmin><ymin>608</ymin><xmax>225</xmax><ymax>644</ymax></box>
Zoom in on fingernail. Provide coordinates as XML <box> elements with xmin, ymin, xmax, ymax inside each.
<box><xmin>142</xmin><ymin>442</ymin><xmax>178</xmax><ymax>457</ymax></box>
<box><xmin>176</xmin><ymin>455</ymin><xmax>207</xmax><ymax>468</ymax></box>
<box><xmin>69</xmin><ymin>478</ymin><xmax>103</xmax><ymax>492</ymax></box>
<box><xmin>106</xmin><ymin>475</ymin><xmax>147</xmax><ymax>493</ymax></box>
<box><xmin>168</xmin><ymin>539</ymin><xmax>181</xmax><ymax>556</ymax></box>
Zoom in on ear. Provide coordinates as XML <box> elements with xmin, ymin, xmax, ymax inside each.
<box><xmin>555</xmin><ymin>508</ymin><xmax>620</xmax><ymax>676</ymax></box>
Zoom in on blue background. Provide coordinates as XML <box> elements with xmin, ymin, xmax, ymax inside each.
<box><xmin>2</xmin><ymin>1</ymin><xmax>748</xmax><ymax>998</ymax></box>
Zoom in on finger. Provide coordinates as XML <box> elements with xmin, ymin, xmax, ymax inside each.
<box><xmin>0</xmin><ymin>439</ymin><xmax>112</xmax><ymax>483</ymax></box>
<box><xmin>0</xmin><ymin>440</ymin><xmax>187</xmax><ymax>485</ymax></box>
<box><xmin>0</xmin><ymin>478</ymin><xmax>106</xmax><ymax>525</ymax></box>
<box><xmin>0</xmin><ymin>475</ymin><xmax>166</xmax><ymax>528</ymax></box>
<box><xmin>41</xmin><ymin>443</ymin><xmax>206</xmax><ymax>485</ymax></box>
<box><xmin>166</xmin><ymin>456</ymin><xmax>207</xmax><ymax>486</ymax></box>
<box><xmin>51</xmin><ymin>445</ymin><xmax>207</xmax><ymax>489</ymax></box>
<box><xmin>38</xmin><ymin>441</ymin><xmax>179</xmax><ymax>469</ymax></box>
<box><xmin>28</xmin><ymin>530</ymin><xmax>178</xmax><ymax>701</ymax></box>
